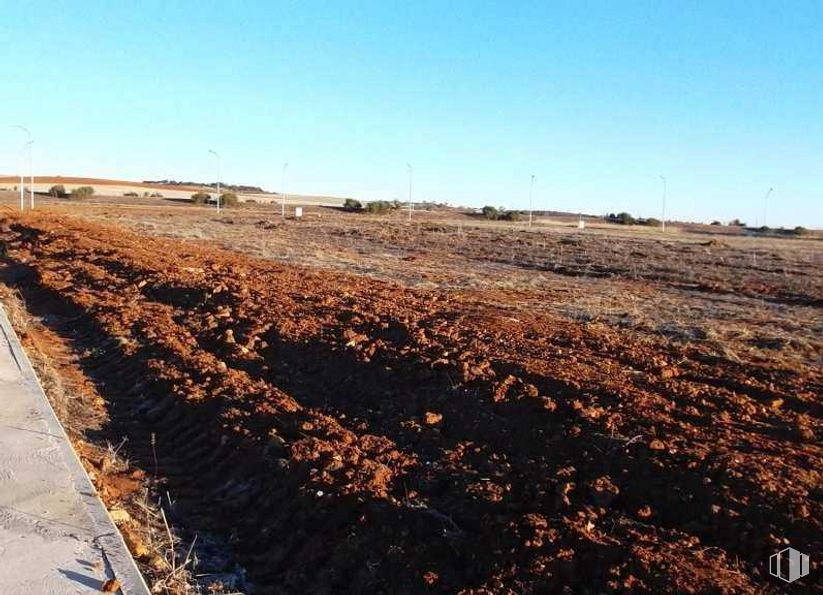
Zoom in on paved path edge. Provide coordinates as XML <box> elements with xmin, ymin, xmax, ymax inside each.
<box><xmin>0</xmin><ymin>304</ymin><xmax>150</xmax><ymax>595</ymax></box>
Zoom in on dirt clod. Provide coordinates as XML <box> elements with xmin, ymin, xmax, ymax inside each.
<box><xmin>424</xmin><ymin>411</ymin><xmax>443</xmax><ymax>425</ymax></box>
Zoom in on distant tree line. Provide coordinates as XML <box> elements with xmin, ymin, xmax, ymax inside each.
<box><xmin>144</xmin><ymin>180</ymin><xmax>264</xmax><ymax>193</ymax></box>
<box><xmin>481</xmin><ymin>206</ymin><xmax>521</xmax><ymax>221</ymax></box>
<box><xmin>343</xmin><ymin>199</ymin><xmax>401</xmax><ymax>213</ymax></box>
<box><xmin>48</xmin><ymin>184</ymin><xmax>95</xmax><ymax>199</ymax></box>
<box><xmin>342</xmin><ymin>199</ymin><xmax>451</xmax><ymax>214</ymax></box>
<box><xmin>191</xmin><ymin>191</ymin><xmax>238</xmax><ymax>207</ymax></box>
<box><xmin>606</xmin><ymin>213</ymin><xmax>809</xmax><ymax>235</ymax></box>
<box><xmin>124</xmin><ymin>191</ymin><xmax>163</xmax><ymax>198</ymax></box>
<box><xmin>603</xmin><ymin>212</ymin><xmax>661</xmax><ymax>227</ymax></box>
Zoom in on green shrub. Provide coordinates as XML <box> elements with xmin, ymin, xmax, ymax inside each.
<box><xmin>605</xmin><ymin>212</ymin><xmax>636</xmax><ymax>225</ymax></box>
<box><xmin>150</xmin><ymin>192</ymin><xmax>163</xmax><ymax>198</ymax></box>
<box><xmin>759</xmin><ymin>225</ymin><xmax>771</xmax><ymax>233</ymax></box>
<box><xmin>219</xmin><ymin>192</ymin><xmax>238</xmax><ymax>207</ymax></box>
<box><xmin>343</xmin><ymin>198</ymin><xmax>363</xmax><ymax>211</ymax></box>
<box><xmin>123</xmin><ymin>192</ymin><xmax>139</xmax><ymax>197</ymax></box>
<box><xmin>482</xmin><ymin>205</ymin><xmax>521</xmax><ymax>221</ymax></box>
<box><xmin>48</xmin><ymin>184</ymin><xmax>67</xmax><ymax>198</ymax></box>
<box><xmin>499</xmin><ymin>210</ymin><xmax>521</xmax><ymax>221</ymax></box>
<box><xmin>70</xmin><ymin>186</ymin><xmax>95</xmax><ymax>199</ymax></box>
<box><xmin>482</xmin><ymin>206</ymin><xmax>501</xmax><ymax>220</ymax></box>
<box><xmin>191</xmin><ymin>192</ymin><xmax>211</xmax><ymax>205</ymax></box>
<box><xmin>710</xmin><ymin>220</ymin><xmax>722</xmax><ymax>226</ymax></box>
<box><xmin>793</xmin><ymin>226</ymin><xmax>809</xmax><ymax>236</ymax></box>
<box><xmin>365</xmin><ymin>200</ymin><xmax>394</xmax><ymax>214</ymax></box>
<box><xmin>644</xmin><ymin>217</ymin><xmax>662</xmax><ymax>227</ymax></box>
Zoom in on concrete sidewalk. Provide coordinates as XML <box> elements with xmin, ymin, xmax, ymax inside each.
<box><xmin>0</xmin><ymin>306</ymin><xmax>148</xmax><ymax>594</ymax></box>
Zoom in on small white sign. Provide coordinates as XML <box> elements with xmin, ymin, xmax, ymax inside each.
<box><xmin>294</xmin><ymin>207</ymin><xmax>303</xmax><ymax>218</ymax></box>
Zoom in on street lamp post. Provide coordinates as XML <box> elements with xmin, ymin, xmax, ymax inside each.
<box><xmin>528</xmin><ymin>174</ymin><xmax>536</xmax><ymax>228</ymax></box>
<box><xmin>27</xmin><ymin>140</ymin><xmax>33</xmax><ymax>209</ymax></box>
<box><xmin>18</xmin><ymin>149</ymin><xmax>24</xmax><ymax>212</ymax></box>
<box><xmin>281</xmin><ymin>162</ymin><xmax>289</xmax><ymax>218</ymax></box>
<box><xmin>23</xmin><ymin>141</ymin><xmax>33</xmax><ymax>211</ymax></box>
<box><xmin>11</xmin><ymin>126</ymin><xmax>32</xmax><ymax>211</ymax></box>
<box><xmin>407</xmin><ymin>163</ymin><xmax>413</xmax><ymax>222</ymax></box>
<box><xmin>659</xmin><ymin>175</ymin><xmax>667</xmax><ymax>232</ymax></box>
<box><xmin>208</xmin><ymin>150</ymin><xmax>221</xmax><ymax>214</ymax></box>
<box><xmin>762</xmin><ymin>187</ymin><xmax>774</xmax><ymax>227</ymax></box>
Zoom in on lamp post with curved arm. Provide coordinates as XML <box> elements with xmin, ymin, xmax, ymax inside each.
<box><xmin>762</xmin><ymin>187</ymin><xmax>774</xmax><ymax>227</ymax></box>
<box><xmin>11</xmin><ymin>126</ymin><xmax>32</xmax><ymax>211</ymax></box>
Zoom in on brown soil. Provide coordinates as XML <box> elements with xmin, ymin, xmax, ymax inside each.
<box><xmin>0</xmin><ymin>208</ymin><xmax>819</xmax><ymax>593</ymax></box>
<box><xmin>0</xmin><ymin>176</ymin><xmax>204</xmax><ymax>192</ymax></box>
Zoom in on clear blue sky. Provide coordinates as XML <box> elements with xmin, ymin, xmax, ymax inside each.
<box><xmin>2</xmin><ymin>1</ymin><xmax>821</xmax><ymax>227</ymax></box>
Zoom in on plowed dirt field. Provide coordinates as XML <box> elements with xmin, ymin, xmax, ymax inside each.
<box><xmin>0</xmin><ymin>205</ymin><xmax>819</xmax><ymax>593</ymax></box>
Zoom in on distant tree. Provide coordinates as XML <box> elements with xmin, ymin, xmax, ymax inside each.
<box><xmin>604</xmin><ymin>212</ymin><xmax>635</xmax><ymax>225</ymax></box>
<box><xmin>608</xmin><ymin>212</ymin><xmax>635</xmax><ymax>225</ymax></box>
<box><xmin>793</xmin><ymin>226</ymin><xmax>809</xmax><ymax>236</ymax></box>
<box><xmin>481</xmin><ymin>205</ymin><xmax>523</xmax><ymax>221</ymax></box>
<box><xmin>191</xmin><ymin>192</ymin><xmax>211</xmax><ymax>205</ymax></box>
<box><xmin>758</xmin><ymin>225</ymin><xmax>771</xmax><ymax>233</ymax></box>
<box><xmin>645</xmin><ymin>217</ymin><xmax>662</xmax><ymax>227</ymax></box>
<box><xmin>729</xmin><ymin>218</ymin><xmax>746</xmax><ymax>227</ymax></box>
<box><xmin>343</xmin><ymin>198</ymin><xmax>363</xmax><ymax>211</ymax></box>
<box><xmin>710</xmin><ymin>220</ymin><xmax>722</xmax><ymax>225</ymax></box>
<box><xmin>365</xmin><ymin>200</ymin><xmax>394</xmax><ymax>214</ymax></box>
<box><xmin>219</xmin><ymin>192</ymin><xmax>238</xmax><ymax>207</ymax></box>
<box><xmin>499</xmin><ymin>210</ymin><xmax>521</xmax><ymax>221</ymax></box>
<box><xmin>48</xmin><ymin>184</ymin><xmax>67</xmax><ymax>198</ymax></box>
<box><xmin>70</xmin><ymin>186</ymin><xmax>95</xmax><ymax>199</ymax></box>
<box><xmin>482</xmin><ymin>206</ymin><xmax>501</xmax><ymax>220</ymax></box>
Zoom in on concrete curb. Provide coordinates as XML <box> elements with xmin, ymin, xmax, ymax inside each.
<box><xmin>0</xmin><ymin>305</ymin><xmax>150</xmax><ymax>595</ymax></box>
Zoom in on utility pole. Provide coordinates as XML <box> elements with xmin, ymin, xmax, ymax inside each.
<box><xmin>659</xmin><ymin>175</ymin><xmax>667</xmax><ymax>232</ymax></box>
<box><xmin>762</xmin><ymin>187</ymin><xmax>774</xmax><ymax>227</ymax></box>
<box><xmin>281</xmin><ymin>162</ymin><xmax>289</xmax><ymax>218</ymax></box>
<box><xmin>11</xmin><ymin>126</ymin><xmax>32</xmax><ymax>211</ymax></box>
<box><xmin>407</xmin><ymin>163</ymin><xmax>413</xmax><ymax>222</ymax></box>
<box><xmin>208</xmin><ymin>150</ymin><xmax>221</xmax><ymax>214</ymax></box>
<box><xmin>528</xmin><ymin>174</ymin><xmax>536</xmax><ymax>227</ymax></box>
<box><xmin>18</xmin><ymin>150</ymin><xmax>24</xmax><ymax>211</ymax></box>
